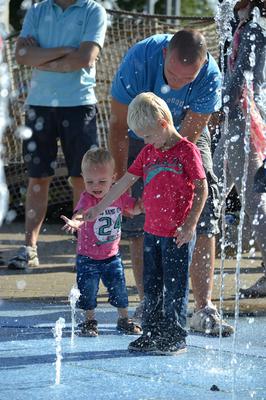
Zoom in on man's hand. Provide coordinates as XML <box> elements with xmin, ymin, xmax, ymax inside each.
<box><xmin>18</xmin><ymin>35</ymin><xmax>38</xmax><ymax>48</ymax></box>
<box><xmin>61</xmin><ymin>215</ymin><xmax>84</xmax><ymax>234</ymax></box>
<box><xmin>174</xmin><ymin>223</ymin><xmax>196</xmax><ymax>248</ymax></box>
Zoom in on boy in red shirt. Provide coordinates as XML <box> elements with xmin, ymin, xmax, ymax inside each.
<box><xmin>84</xmin><ymin>93</ymin><xmax>208</xmax><ymax>355</ymax></box>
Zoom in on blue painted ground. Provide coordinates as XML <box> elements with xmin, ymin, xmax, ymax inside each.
<box><xmin>0</xmin><ymin>301</ymin><xmax>265</xmax><ymax>400</ymax></box>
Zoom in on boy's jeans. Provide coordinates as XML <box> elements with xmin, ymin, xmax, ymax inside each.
<box><xmin>142</xmin><ymin>232</ymin><xmax>195</xmax><ymax>340</ymax></box>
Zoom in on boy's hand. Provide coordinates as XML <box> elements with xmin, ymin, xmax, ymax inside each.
<box><xmin>61</xmin><ymin>215</ymin><xmax>84</xmax><ymax>234</ymax></box>
<box><xmin>174</xmin><ymin>223</ymin><xmax>196</xmax><ymax>248</ymax></box>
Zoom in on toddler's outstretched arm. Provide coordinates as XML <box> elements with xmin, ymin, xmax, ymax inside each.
<box><xmin>61</xmin><ymin>212</ymin><xmax>84</xmax><ymax>234</ymax></box>
<box><xmin>85</xmin><ymin>172</ymin><xmax>139</xmax><ymax>221</ymax></box>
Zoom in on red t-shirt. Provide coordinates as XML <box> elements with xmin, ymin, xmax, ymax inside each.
<box><xmin>128</xmin><ymin>138</ymin><xmax>206</xmax><ymax>237</ymax></box>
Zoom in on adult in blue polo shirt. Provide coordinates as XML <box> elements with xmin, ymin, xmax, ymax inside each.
<box><xmin>8</xmin><ymin>0</ymin><xmax>107</xmax><ymax>271</ymax></box>
<box><xmin>110</xmin><ymin>29</ymin><xmax>234</xmax><ymax>336</ymax></box>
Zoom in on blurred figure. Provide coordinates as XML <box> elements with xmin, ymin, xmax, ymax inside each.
<box><xmin>213</xmin><ymin>0</ymin><xmax>266</xmax><ymax>298</ymax></box>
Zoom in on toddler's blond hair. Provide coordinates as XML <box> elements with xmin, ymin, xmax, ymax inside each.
<box><xmin>127</xmin><ymin>92</ymin><xmax>173</xmax><ymax>132</ymax></box>
<box><xmin>81</xmin><ymin>147</ymin><xmax>114</xmax><ymax>172</ymax></box>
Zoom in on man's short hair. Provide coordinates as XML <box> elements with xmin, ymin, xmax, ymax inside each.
<box><xmin>81</xmin><ymin>147</ymin><xmax>114</xmax><ymax>171</ymax></box>
<box><xmin>168</xmin><ymin>29</ymin><xmax>207</xmax><ymax>64</ymax></box>
<box><xmin>127</xmin><ymin>92</ymin><xmax>173</xmax><ymax>132</ymax></box>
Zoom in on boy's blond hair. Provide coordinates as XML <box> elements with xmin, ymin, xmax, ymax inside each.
<box><xmin>127</xmin><ymin>92</ymin><xmax>173</xmax><ymax>132</ymax></box>
<box><xmin>81</xmin><ymin>147</ymin><xmax>114</xmax><ymax>172</ymax></box>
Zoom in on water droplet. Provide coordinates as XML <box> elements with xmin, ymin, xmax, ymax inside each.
<box><xmin>15</xmin><ymin>126</ymin><xmax>32</xmax><ymax>140</ymax></box>
<box><xmin>230</xmin><ymin>135</ymin><xmax>240</xmax><ymax>142</ymax></box>
<box><xmin>16</xmin><ymin>280</ymin><xmax>26</xmax><ymax>290</ymax></box>
<box><xmin>223</xmin><ymin>95</ymin><xmax>230</xmax><ymax>103</ymax></box>
<box><xmin>161</xmin><ymin>84</ymin><xmax>170</xmax><ymax>94</ymax></box>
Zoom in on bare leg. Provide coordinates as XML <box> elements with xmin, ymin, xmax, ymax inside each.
<box><xmin>69</xmin><ymin>176</ymin><xmax>85</xmax><ymax>210</ymax></box>
<box><xmin>85</xmin><ymin>309</ymin><xmax>96</xmax><ymax>320</ymax></box>
<box><xmin>117</xmin><ymin>308</ymin><xmax>129</xmax><ymax>319</ymax></box>
<box><xmin>129</xmin><ymin>236</ymin><xmax>144</xmax><ymax>301</ymax></box>
<box><xmin>190</xmin><ymin>235</ymin><xmax>215</xmax><ymax>310</ymax></box>
<box><xmin>25</xmin><ymin>177</ymin><xmax>52</xmax><ymax>247</ymax></box>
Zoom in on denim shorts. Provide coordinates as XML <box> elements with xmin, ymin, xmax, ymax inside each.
<box><xmin>23</xmin><ymin>105</ymin><xmax>98</xmax><ymax>178</ymax></box>
<box><xmin>76</xmin><ymin>253</ymin><xmax>128</xmax><ymax>310</ymax></box>
<box><xmin>122</xmin><ymin>137</ymin><xmax>220</xmax><ymax>238</ymax></box>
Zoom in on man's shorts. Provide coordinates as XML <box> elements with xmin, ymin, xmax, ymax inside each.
<box><xmin>122</xmin><ymin>137</ymin><xmax>145</xmax><ymax>239</ymax></box>
<box><xmin>23</xmin><ymin>105</ymin><xmax>98</xmax><ymax>178</ymax></box>
<box><xmin>122</xmin><ymin>137</ymin><xmax>220</xmax><ymax>239</ymax></box>
<box><xmin>196</xmin><ymin>170</ymin><xmax>220</xmax><ymax>236</ymax></box>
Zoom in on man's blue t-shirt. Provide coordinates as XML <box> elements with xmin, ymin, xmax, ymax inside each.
<box><xmin>21</xmin><ymin>0</ymin><xmax>107</xmax><ymax>106</ymax></box>
<box><xmin>111</xmin><ymin>34</ymin><xmax>222</xmax><ymax>170</ymax></box>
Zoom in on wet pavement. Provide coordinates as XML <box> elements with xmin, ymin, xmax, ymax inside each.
<box><xmin>0</xmin><ymin>221</ymin><xmax>266</xmax><ymax>399</ymax></box>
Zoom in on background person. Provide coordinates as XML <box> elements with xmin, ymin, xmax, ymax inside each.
<box><xmin>109</xmin><ymin>29</ymin><xmax>234</xmax><ymax>336</ymax></box>
<box><xmin>8</xmin><ymin>0</ymin><xmax>107</xmax><ymax>270</ymax></box>
<box><xmin>214</xmin><ymin>0</ymin><xmax>266</xmax><ymax>298</ymax></box>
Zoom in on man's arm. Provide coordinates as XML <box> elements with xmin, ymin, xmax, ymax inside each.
<box><xmin>37</xmin><ymin>42</ymin><xmax>101</xmax><ymax>73</ymax></box>
<box><xmin>108</xmin><ymin>98</ymin><xmax>130</xmax><ymax>179</ymax></box>
<box><xmin>179</xmin><ymin>110</ymin><xmax>211</xmax><ymax>144</ymax></box>
<box><xmin>15</xmin><ymin>36</ymin><xmax>74</xmax><ymax>67</ymax></box>
<box><xmin>85</xmin><ymin>172</ymin><xmax>139</xmax><ymax>221</ymax></box>
<box><xmin>175</xmin><ymin>178</ymin><xmax>208</xmax><ymax>247</ymax></box>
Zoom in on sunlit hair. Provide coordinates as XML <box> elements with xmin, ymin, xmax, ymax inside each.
<box><xmin>81</xmin><ymin>148</ymin><xmax>115</xmax><ymax>172</ymax></box>
<box><xmin>235</xmin><ymin>0</ymin><xmax>266</xmax><ymax>16</ymax></box>
<box><xmin>127</xmin><ymin>92</ymin><xmax>173</xmax><ymax>132</ymax></box>
<box><xmin>168</xmin><ymin>29</ymin><xmax>207</xmax><ymax>65</ymax></box>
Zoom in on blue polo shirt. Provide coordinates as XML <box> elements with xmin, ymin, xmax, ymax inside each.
<box><xmin>111</xmin><ymin>34</ymin><xmax>222</xmax><ymax>171</ymax></box>
<box><xmin>20</xmin><ymin>0</ymin><xmax>107</xmax><ymax>106</ymax></box>
<box><xmin>112</xmin><ymin>34</ymin><xmax>221</xmax><ymax>129</ymax></box>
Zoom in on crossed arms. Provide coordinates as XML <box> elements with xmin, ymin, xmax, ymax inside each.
<box><xmin>15</xmin><ymin>36</ymin><xmax>101</xmax><ymax>72</ymax></box>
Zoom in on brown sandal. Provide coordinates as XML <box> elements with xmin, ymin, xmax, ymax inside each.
<box><xmin>78</xmin><ymin>319</ymin><xmax>98</xmax><ymax>337</ymax></box>
<box><xmin>117</xmin><ymin>317</ymin><xmax>142</xmax><ymax>335</ymax></box>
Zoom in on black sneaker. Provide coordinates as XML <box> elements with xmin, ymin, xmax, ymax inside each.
<box><xmin>77</xmin><ymin>320</ymin><xmax>98</xmax><ymax>337</ymax></box>
<box><xmin>155</xmin><ymin>338</ymin><xmax>187</xmax><ymax>356</ymax></box>
<box><xmin>128</xmin><ymin>333</ymin><xmax>158</xmax><ymax>353</ymax></box>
